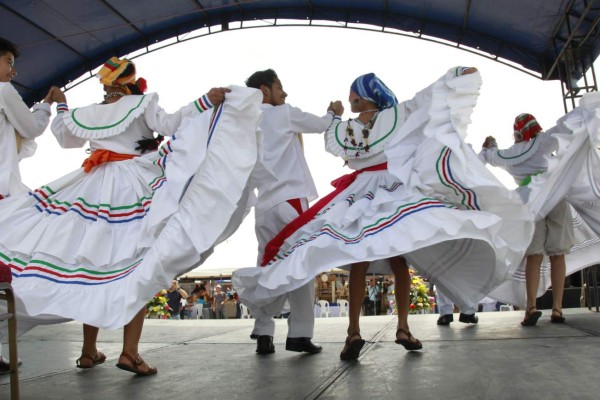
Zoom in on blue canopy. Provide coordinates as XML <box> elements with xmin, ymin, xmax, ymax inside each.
<box><xmin>1</xmin><ymin>0</ymin><xmax>599</xmax><ymax>105</ymax></box>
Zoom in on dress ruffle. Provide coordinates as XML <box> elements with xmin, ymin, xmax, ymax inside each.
<box><xmin>0</xmin><ymin>86</ymin><xmax>263</xmax><ymax>330</ymax></box>
<box><xmin>61</xmin><ymin>93</ymin><xmax>155</xmax><ymax>140</ymax></box>
<box><xmin>234</xmin><ymin>70</ymin><xmax>534</xmax><ymax>314</ymax></box>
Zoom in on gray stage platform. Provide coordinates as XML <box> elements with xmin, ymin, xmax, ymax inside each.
<box><xmin>2</xmin><ymin>309</ymin><xmax>600</xmax><ymax>399</ymax></box>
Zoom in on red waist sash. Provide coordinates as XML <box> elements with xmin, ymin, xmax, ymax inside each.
<box><xmin>82</xmin><ymin>150</ymin><xmax>136</xmax><ymax>173</ymax></box>
<box><xmin>261</xmin><ymin>162</ymin><xmax>387</xmax><ymax>266</ymax></box>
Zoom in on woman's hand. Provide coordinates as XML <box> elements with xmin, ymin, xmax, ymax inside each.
<box><xmin>207</xmin><ymin>87</ymin><xmax>231</xmax><ymax>106</ymax></box>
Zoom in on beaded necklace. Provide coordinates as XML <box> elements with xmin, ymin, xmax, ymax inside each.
<box><xmin>343</xmin><ymin>112</ymin><xmax>378</xmax><ymax>164</ymax></box>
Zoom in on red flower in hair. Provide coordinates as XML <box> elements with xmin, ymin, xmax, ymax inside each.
<box><xmin>136</xmin><ymin>78</ymin><xmax>148</xmax><ymax>93</ymax></box>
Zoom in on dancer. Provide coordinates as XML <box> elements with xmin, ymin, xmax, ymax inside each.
<box><xmin>0</xmin><ymin>36</ymin><xmax>62</xmax><ymax>372</ymax></box>
<box><xmin>481</xmin><ymin>114</ymin><xmax>575</xmax><ymax>325</ymax></box>
<box><xmin>244</xmin><ymin>69</ymin><xmax>343</xmax><ymax>354</ymax></box>
<box><xmin>435</xmin><ymin>287</ymin><xmax>478</xmax><ymax>325</ymax></box>
<box><xmin>0</xmin><ymin>56</ymin><xmax>263</xmax><ymax>375</ymax></box>
<box><xmin>234</xmin><ymin>67</ymin><xmax>534</xmax><ymax>360</ymax></box>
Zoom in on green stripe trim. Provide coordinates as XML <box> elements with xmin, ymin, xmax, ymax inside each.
<box><xmin>334</xmin><ymin>106</ymin><xmax>398</xmax><ymax>151</ymax></box>
<box><xmin>497</xmin><ymin>136</ymin><xmax>538</xmax><ymax>160</ymax></box>
<box><xmin>71</xmin><ymin>95</ymin><xmax>147</xmax><ymax>130</ymax></box>
<box><xmin>28</xmin><ymin>258</ymin><xmax>141</xmax><ymax>276</ymax></box>
<box><xmin>194</xmin><ymin>99</ymin><xmax>206</xmax><ymax>113</ymax></box>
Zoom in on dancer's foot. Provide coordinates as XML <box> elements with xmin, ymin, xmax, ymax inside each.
<box><xmin>521</xmin><ymin>307</ymin><xmax>542</xmax><ymax>327</ymax></box>
<box><xmin>116</xmin><ymin>353</ymin><xmax>157</xmax><ymax>376</ymax></box>
<box><xmin>76</xmin><ymin>351</ymin><xmax>106</xmax><ymax>369</ymax></box>
<box><xmin>340</xmin><ymin>333</ymin><xmax>365</xmax><ymax>360</ymax></box>
<box><xmin>395</xmin><ymin>328</ymin><xmax>423</xmax><ymax>350</ymax></box>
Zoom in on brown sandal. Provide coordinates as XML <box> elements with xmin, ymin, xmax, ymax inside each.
<box><xmin>521</xmin><ymin>307</ymin><xmax>542</xmax><ymax>326</ymax></box>
<box><xmin>395</xmin><ymin>328</ymin><xmax>423</xmax><ymax>351</ymax></box>
<box><xmin>550</xmin><ymin>309</ymin><xmax>566</xmax><ymax>323</ymax></box>
<box><xmin>340</xmin><ymin>333</ymin><xmax>365</xmax><ymax>360</ymax></box>
<box><xmin>116</xmin><ymin>352</ymin><xmax>157</xmax><ymax>376</ymax></box>
<box><xmin>76</xmin><ymin>351</ymin><xmax>106</xmax><ymax>369</ymax></box>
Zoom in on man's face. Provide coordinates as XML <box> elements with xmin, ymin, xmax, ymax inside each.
<box><xmin>169</xmin><ymin>281</ymin><xmax>177</xmax><ymax>290</ymax></box>
<box><xmin>264</xmin><ymin>78</ymin><xmax>287</xmax><ymax>106</ymax></box>
<box><xmin>0</xmin><ymin>52</ymin><xmax>16</xmax><ymax>83</ymax></box>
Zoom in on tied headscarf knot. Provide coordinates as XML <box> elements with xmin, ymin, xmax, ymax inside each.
<box><xmin>351</xmin><ymin>73</ymin><xmax>398</xmax><ymax>110</ymax></box>
<box><xmin>97</xmin><ymin>57</ymin><xmax>147</xmax><ymax>95</ymax></box>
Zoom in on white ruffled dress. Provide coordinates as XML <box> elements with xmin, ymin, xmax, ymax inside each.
<box><xmin>0</xmin><ymin>86</ymin><xmax>263</xmax><ymax>332</ymax></box>
<box><xmin>489</xmin><ymin>92</ymin><xmax>600</xmax><ymax>306</ymax></box>
<box><xmin>233</xmin><ymin>69</ymin><xmax>534</xmax><ymax>313</ymax></box>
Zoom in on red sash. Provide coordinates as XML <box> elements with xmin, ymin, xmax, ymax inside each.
<box><xmin>261</xmin><ymin>162</ymin><xmax>387</xmax><ymax>266</ymax></box>
<box><xmin>82</xmin><ymin>150</ymin><xmax>136</xmax><ymax>173</ymax></box>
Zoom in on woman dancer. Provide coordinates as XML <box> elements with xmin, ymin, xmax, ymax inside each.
<box><xmin>234</xmin><ymin>67</ymin><xmax>534</xmax><ymax>360</ymax></box>
<box><xmin>0</xmin><ymin>57</ymin><xmax>262</xmax><ymax>374</ymax></box>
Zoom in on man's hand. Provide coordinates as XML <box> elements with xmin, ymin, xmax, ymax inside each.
<box><xmin>328</xmin><ymin>100</ymin><xmax>344</xmax><ymax>116</ymax></box>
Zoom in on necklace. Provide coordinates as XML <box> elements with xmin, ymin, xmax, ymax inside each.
<box><xmin>343</xmin><ymin>113</ymin><xmax>378</xmax><ymax>164</ymax></box>
<box><xmin>358</xmin><ymin>108</ymin><xmax>379</xmax><ymax>115</ymax></box>
<box><xmin>104</xmin><ymin>92</ymin><xmax>125</xmax><ymax>100</ymax></box>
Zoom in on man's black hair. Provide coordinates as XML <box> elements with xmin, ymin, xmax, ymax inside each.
<box><xmin>0</xmin><ymin>37</ymin><xmax>19</xmax><ymax>58</ymax></box>
<box><xmin>245</xmin><ymin>69</ymin><xmax>278</xmax><ymax>89</ymax></box>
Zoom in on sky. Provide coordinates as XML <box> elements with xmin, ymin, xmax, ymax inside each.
<box><xmin>18</xmin><ymin>26</ymin><xmax>567</xmax><ymax>275</ymax></box>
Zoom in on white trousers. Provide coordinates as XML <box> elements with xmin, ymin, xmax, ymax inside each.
<box><xmin>251</xmin><ymin>200</ymin><xmax>315</xmax><ymax>338</ymax></box>
<box><xmin>436</xmin><ymin>287</ymin><xmax>477</xmax><ymax>315</ymax></box>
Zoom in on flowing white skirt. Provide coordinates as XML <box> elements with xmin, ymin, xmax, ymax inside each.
<box><xmin>233</xmin><ymin>73</ymin><xmax>534</xmax><ymax>316</ymax></box>
<box><xmin>489</xmin><ymin>92</ymin><xmax>600</xmax><ymax>307</ymax></box>
<box><xmin>0</xmin><ymin>86</ymin><xmax>262</xmax><ymax>334</ymax></box>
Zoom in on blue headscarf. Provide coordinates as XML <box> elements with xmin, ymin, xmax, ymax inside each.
<box><xmin>350</xmin><ymin>73</ymin><xmax>398</xmax><ymax>110</ymax></box>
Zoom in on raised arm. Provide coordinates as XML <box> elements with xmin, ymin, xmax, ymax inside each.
<box><xmin>1</xmin><ymin>83</ymin><xmax>52</xmax><ymax>139</ymax></box>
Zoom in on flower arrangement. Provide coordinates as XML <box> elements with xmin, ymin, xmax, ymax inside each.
<box><xmin>390</xmin><ymin>271</ymin><xmax>436</xmax><ymax>314</ymax></box>
<box><xmin>145</xmin><ymin>289</ymin><xmax>171</xmax><ymax>319</ymax></box>
<box><xmin>408</xmin><ymin>271</ymin><xmax>435</xmax><ymax>314</ymax></box>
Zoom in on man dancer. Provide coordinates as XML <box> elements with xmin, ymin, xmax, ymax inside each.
<box><xmin>0</xmin><ymin>37</ymin><xmax>59</xmax><ymax>373</ymax></box>
<box><xmin>245</xmin><ymin>69</ymin><xmax>343</xmax><ymax>354</ymax></box>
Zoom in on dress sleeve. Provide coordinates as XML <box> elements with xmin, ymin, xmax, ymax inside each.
<box><xmin>1</xmin><ymin>84</ymin><xmax>50</xmax><ymax>139</ymax></box>
<box><xmin>51</xmin><ymin>103</ymin><xmax>88</xmax><ymax>148</ymax></box>
<box><xmin>143</xmin><ymin>93</ymin><xmax>214</xmax><ymax>136</ymax></box>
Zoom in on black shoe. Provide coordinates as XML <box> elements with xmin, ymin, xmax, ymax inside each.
<box><xmin>459</xmin><ymin>313</ymin><xmax>479</xmax><ymax>324</ymax></box>
<box><xmin>285</xmin><ymin>337</ymin><xmax>323</xmax><ymax>354</ymax></box>
<box><xmin>437</xmin><ymin>314</ymin><xmax>453</xmax><ymax>325</ymax></box>
<box><xmin>0</xmin><ymin>357</ymin><xmax>22</xmax><ymax>375</ymax></box>
<box><xmin>256</xmin><ymin>335</ymin><xmax>275</xmax><ymax>354</ymax></box>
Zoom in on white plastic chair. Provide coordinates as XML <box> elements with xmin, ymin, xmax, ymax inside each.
<box><xmin>318</xmin><ymin>300</ymin><xmax>330</xmax><ymax>317</ymax></box>
<box><xmin>499</xmin><ymin>304</ymin><xmax>514</xmax><ymax>311</ymax></box>
<box><xmin>337</xmin><ymin>299</ymin><xmax>349</xmax><ymax>317</ymax></box>
<box><xmin>240</xmin><ymin>303</ymin><xmax>251</xmax><ymax>319</ymax></box>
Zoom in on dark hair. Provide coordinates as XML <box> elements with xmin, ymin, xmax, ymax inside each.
<box><xmin>245</xmin><ymin>69</ymin><xmax>278</xmax><ymax>90</ymax></box>
<box><xmin>135</xmin><ymin>134</ymin><xmax>164</xmax><ymax>154</ymax></box>
<box><xmin>0</xmin><ymin>37</ymin><xmax>19</xmax><ymax>58</ymax></box>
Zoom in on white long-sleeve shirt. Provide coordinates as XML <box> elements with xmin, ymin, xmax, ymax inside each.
<box><xmin>252</xmin><ymin>103</ymin><xmax>334</xmax><ymax>215</ymax></box>
<box><xmin>478</xmin><ymin>133</ymin><xmax>558</xmax><ymax>184</ymax></box>
<box><xmin>0</xmin><ymin>82</ymin><xmax>51</xmax><ymax>196</ymax></box>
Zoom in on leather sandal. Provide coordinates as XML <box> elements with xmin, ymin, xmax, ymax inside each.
<box><xmin>521</xmin><ymin>307</ymin><xmax>542</xmax><ymax>326</ymax></box>
<box><xmin>340</xmin><ymin>333</ymin><xmax>365</xmax><ymax>360</ymax></box>
<box><xmin>76</xmin><ymin>351</ymin><xmax>106</xmax><ymax>369</ymax></box>
<box><xmin>116</xmin><ymin>352</ymin><xmax>157</xmax><ymax>376</ymax></box>
<box><xmin>550</xmin><ymin>309</ymin><xmax>566</xmax><ymax>323</ymax></box>
<box><xmin>395</xmin><ymin>328</ymin><xmax>422</xmax><ymax>351</ymax></box>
